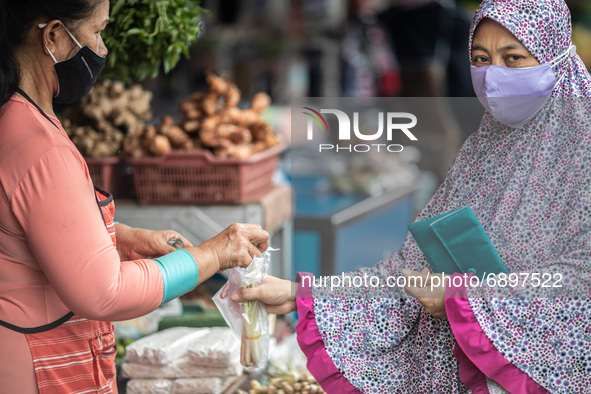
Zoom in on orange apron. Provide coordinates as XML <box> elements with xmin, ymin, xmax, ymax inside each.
<box><xmin>0</xmin><ymin>187</ymin><xmax>118</xmax><ymax>393</ymax></box>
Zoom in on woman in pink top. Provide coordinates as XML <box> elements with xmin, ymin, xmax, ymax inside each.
<box><xmin>0</xmin><ymin>1</ymin><xmax>269</xmax><ymax>393</ymax></box>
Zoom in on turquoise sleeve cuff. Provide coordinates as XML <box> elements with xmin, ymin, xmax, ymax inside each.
<box><xmin>154</xmin><ymin>249</ymin><xmax>198</xmax><ymax>304</ymax></box>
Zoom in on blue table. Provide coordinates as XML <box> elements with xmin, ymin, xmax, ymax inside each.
<box><xmin>292</xmin><ymin>176</ymin><xmax>418</xmax><ymax>276</ymax></box>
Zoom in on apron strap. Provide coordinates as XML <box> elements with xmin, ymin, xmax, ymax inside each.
<box><xmin>0</xmin><ymin>312</ymin><xmax>74</xmax><ymax>334</ymax></box>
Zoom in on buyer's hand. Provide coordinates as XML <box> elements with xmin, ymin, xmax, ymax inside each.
<box><xmin>230</xmin><ymin>275</ymin><xmax>297</xmax><ymax>314</ymax></box>
<box><xmin>115</xmin><ymin>223</ymin><xmax>193</xmax><ymax>261</ymax></box>
<box><xmin>402</xmin><ymin>268</ymin><xmax>449</xmax><ymax>319</ymax></box>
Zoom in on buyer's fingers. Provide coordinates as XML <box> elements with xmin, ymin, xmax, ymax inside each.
<box><xmin>402</xmin><ymin>269</ymin><xmax>448</xmax><ymax>318</ymax></box>
<box><xmin>401</xmin><ymin>269</ymin><xmax>429</xmax><ymax>287</ymax></box>
<box><xmin>402</xmin><ymin>269</ymin><xmax>448</xmax><ymax>287</ymax></box>
<box><xmin>416</xmin><ymin>298</ymin><xmax>448</xmax><ymax>319</ymax></box>
<box><xmin>230</xmin><ymin>286</ymin><xmax>262</xmax><ymax>302</ymax></box>
<box><xmin>402</xmin><ymin>269</ymin><xmax>446</xmax><ymax>299</ymax></box>
<box><xmin>230</xmin><ymin>276</ymin><xmax>287</xmax><ymax>304</ymax></box>
<box><xmin>404</xmin><ymin>282</ymin><xmax>433</xmax><ymax>299</ymax></box>
<box><xmin>231</xmin><ymin>286</ymin><xmax>294</xmax><ymax>315</ymax></box>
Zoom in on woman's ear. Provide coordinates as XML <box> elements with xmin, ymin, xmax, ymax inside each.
<box><xmin>39</xmin><ymin>20</ymin><xmax>65</xmax><ymax>62</ymax></box>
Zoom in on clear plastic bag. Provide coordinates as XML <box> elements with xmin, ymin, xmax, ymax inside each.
<box><xmin>266</xmin><ymin>333</ymin><xmax>309</xmax><ymax>379</ymax></box>
<box><xmin>212</xmin><ymin>250</ymin><xmax>272</xmax><ymax>371</ymax></box>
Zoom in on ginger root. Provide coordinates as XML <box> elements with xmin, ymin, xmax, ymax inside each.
<box><xmin>117</xmin><ymin>72</ymin><xmax>281</xmax><ymax>158</ymax></box>
<box><xmin>61</xmin><ymin>79</ymin><xmax>153</xmax><ymax>158</ymax></box>
<box><xmin>123</xmin><ymin>116</ymin><xmax>193</xmax><ymax>157</ymax></box>
<box><xmin>149</xmin><ymin>135</ymin><xmax>172</xmax><ymax>156</ymax></box>
<box><xmin>176</xmin><ymin>72</ymin><xmax>281</xmax><ymax>158</ymax></box>
<box><xmin>250</xmin><ymin>92</ymin><xmax>271</xmax><ymax>114</ymax></box>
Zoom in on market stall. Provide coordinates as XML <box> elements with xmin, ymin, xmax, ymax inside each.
<box><xmin>4</xmin><ymin>0</ymin><xmax>591</xmax><ymax>393</ymax></box>
<box><xmin>44</xmin><ymin>2</ymin><xmax>431</xmax><ymax>392</ymax></box>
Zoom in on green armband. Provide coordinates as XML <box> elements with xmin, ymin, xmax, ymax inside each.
<box><xmin>154</xmin><ymin>249</ymin><xmax>198</xmax><ymax>304</ymax></box>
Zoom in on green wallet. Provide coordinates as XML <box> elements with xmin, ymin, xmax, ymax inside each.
<box><xmin>407</xmin><ymin>206</ymin><xmax>508</xmax><ymax>277</ymax></box>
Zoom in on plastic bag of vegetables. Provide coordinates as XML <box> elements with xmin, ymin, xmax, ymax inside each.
<box><xmin>213</xmin><ymin>249</ymin><xmax>274</xmax><ymax>370</ymax></box>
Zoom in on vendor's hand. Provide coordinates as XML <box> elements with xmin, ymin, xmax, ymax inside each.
<box><xmin>195</xmin><ymin>223</ymin><xmax>269</xmax><ymax>272</ymax></box>
<box><xmin>230</xmin><ymin>275</ymin><xmax>297</xmax><ymax>314</ymax></box>
<box><xmin>115</xmin><ymin>223</ymin><xmax>193</xmax><ymax>261</ymax></box>
<box><xmin>402</xmin><ymin>268</ymin><xmax>449</xmax><ymax>319</ymax></box>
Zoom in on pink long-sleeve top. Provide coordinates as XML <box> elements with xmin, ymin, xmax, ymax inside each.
<box><xmin>0</xmin><ymin>96</ymin><xmax>164</xmax><ymax>392</ymax></box>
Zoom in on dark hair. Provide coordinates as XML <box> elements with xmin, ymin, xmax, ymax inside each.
<box><xmin>0</xmin><ymin>0</ymin><xmax>101</xmax><ymax>107</ymax></box>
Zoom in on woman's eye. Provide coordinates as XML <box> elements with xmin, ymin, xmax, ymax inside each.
<box><xmin>507</xmin><ymin>55</ymin><xmax>522</xmax><ymax>62</ymax></box>
<box><xmin>472</xmin><ymin>56</ymin><xmax>488</xmax><ymax>64</ymax></box>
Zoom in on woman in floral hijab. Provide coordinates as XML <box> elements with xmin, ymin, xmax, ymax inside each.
<box><xmin>234</xmin><ymin>0</ymin><xmax>591</xmax><ymax>392</ymax></box>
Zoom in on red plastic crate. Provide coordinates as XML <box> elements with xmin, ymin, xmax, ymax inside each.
<box><xmin>128</xmin><ymin>144</ymin><xmax>284</xmax><ymax>205</ymax></box>
<box><xmin>85</xmin><ymin>157</ymin><xmax>120</xmax><ymax>193</ymax></box>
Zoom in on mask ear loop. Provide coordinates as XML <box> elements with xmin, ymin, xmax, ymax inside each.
<box><xmin>550</xmin><ymin>45</ymin><xmax>576</xmax><ymax>67</ymax></box>
<box><xmin>60</xmin><ymin>24</ymin><xmax>84</xmax><ymax>49</ymax></box>
<box><xmin>38</xmin><ymin>22</ymin><xmax>83</xmax><ymax>63</ymax></box>
<box><xmin>550</xmin><ymin>45</ymin><xmax>576</xmax><ymax>87</ymax></box>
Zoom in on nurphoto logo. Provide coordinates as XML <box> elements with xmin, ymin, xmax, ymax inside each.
<box><xmin>302</xmin><ymin>107</ymin><xmax>418</xmax><ymax>153</ymax></box>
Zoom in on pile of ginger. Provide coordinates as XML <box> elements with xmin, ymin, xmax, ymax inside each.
<box><xmin>63</xmin><ymin>72</ymin><xmax>281</xmax><ymax>159</ymax></box>
<box><xmin>61</xmin><ymin>80</ymin><xmax>152</xmax><ymax>158</ymax></box>
<box><xmin>123</xmin><ymin>71</ymin><xmax>281</xmax><ymax>158</ymax></box>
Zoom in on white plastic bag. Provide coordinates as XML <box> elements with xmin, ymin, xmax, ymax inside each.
<box><xmin>126</xmin><ymin>379</ymin><xmax>172</xmax><ymax>394</ymax></box>
<box><xmin>126</xmin><ymin>377</ymin><xmax>235</xmax><ymax>394</ymax></box>
<box><xmin>187</xmin><ymin>327</ymin><xmax>240</xmax><ymax>367</ymax></box>
<box><xmin>212</xmin><ymin>250</ymin><xmax>272</xmax><ymax>370</ymax></box>
<box><xmin>125</xmin><ymin>327</ymin><xmax>210</xmax><ymax>365</ymax></box>
<box><xmin>121</xmin><ymin>356</ymin><xmax>242</xmax><ymax>379</ymax></box>
<box><xmin>172</xmin><ymin>377</ymin><xmax>226</xmax><ymax>394</ymax></box>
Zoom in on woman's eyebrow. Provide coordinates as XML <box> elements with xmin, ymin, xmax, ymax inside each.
<box><xmin>496</xmin><ymin>44</ymin><xmax>521</xmax><ymax>53</ymax></box>
<box><xmin>472</xmin><ymin>44</ymin><xmax>488</xmax><ymax>53</ymax></box>
<box><xmin>473</xmin><ymin>43</ymin><xmax>525</xmax><ymax>54</ymax></box>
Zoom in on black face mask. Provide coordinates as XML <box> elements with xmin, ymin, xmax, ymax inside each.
<box><xmin>40</xmin><ymin>23</ymin><xmax>107</xmax><ymax>104</ymax></box>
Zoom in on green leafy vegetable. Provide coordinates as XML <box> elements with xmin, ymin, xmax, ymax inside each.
<box><xmin>103</xmin><ymin>0</ymin><xmax>209</xmax><ymax>83</ymax></box>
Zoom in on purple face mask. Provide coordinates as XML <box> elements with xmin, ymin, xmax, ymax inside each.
<box><xmin>471</xmin><ymin>45</ymin><xmax>576</xmax><ymax>128</ymax></box>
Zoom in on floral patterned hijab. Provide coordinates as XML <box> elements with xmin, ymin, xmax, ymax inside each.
<box><xmin>306</xmin><ymin>0</ymin><xmax>591</xmax><ymax>392</ymax></box>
